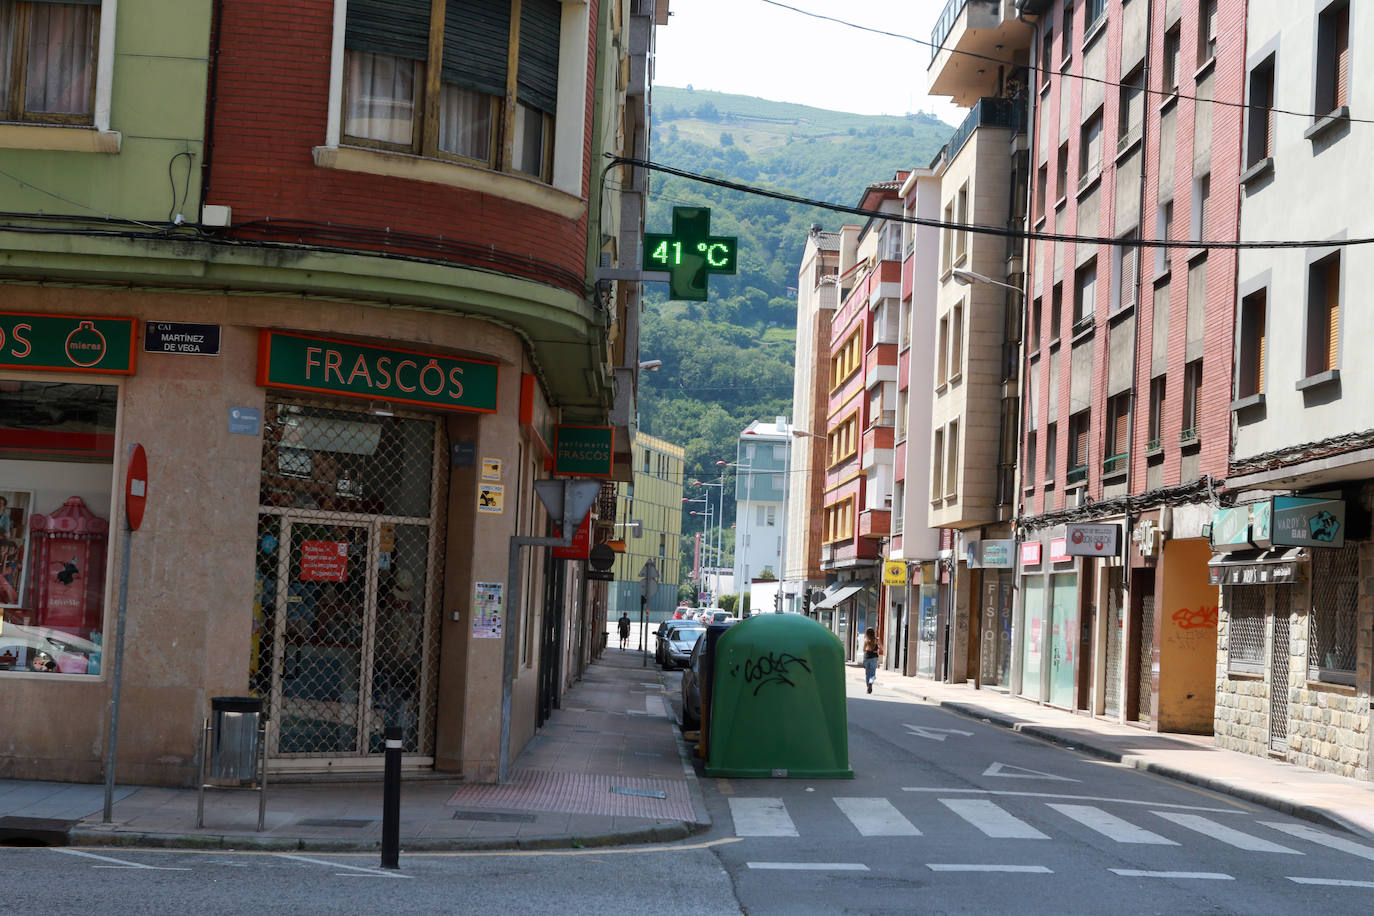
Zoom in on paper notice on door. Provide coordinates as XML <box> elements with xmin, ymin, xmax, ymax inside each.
<box><xmin>472</xmin><ymin>581</ymin><xmax>503</xmax><ymax>638</ymax></box>
<box><xmin>300</xmin><ymin>540</ymin><xmax>349</xmax><ymax>581</ymax></box>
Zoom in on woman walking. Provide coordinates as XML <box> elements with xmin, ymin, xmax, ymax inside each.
<box><xmin>863</xmin><ymin>628</ymin><xmax>882</xmax><ymax>694</ymax></box>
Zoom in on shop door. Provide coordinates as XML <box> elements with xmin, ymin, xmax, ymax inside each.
<box><xmin>1019</xmin><ymin>577</ymin><xmax>1045</xmax><ymax>701</ymax></box>
<box><xmin>252</xmin><ymin>399</ymin><xmax>446</xmax><ymax>768</ymax></box>
<box><xmin>1135</xmin><ymin>593</ymin><xmax>1154</xmax><ymax>724</ymax></box>
<box><xmin>1103</xmin><ymin>568</ymin><xmax>1125</xmax><ymax>718</ymax></box>
<box><xmin>979</xmin><ymin>575</ymin><xmax>1012</xmax><ymax>688</ymax></box>
<box><xmin>1269</xmin><ymin>584</ymin><xmax>1291</xmax><ymax>753</ymax></box>
<box><xmin>1047</xmin><ymin>573</ymin><xmax>1078</xmax><ymax>708</ymax></box>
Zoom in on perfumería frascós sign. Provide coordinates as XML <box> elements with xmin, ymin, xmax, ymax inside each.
<box><xmin>257</xmin><ymin>330</ymin><xmax>498</xmax><ymax>412</ymax></box>
<box><xmin>553</xmin><ymin>425</ymin><xmax>614</xmax><ymax>477</ymax></box>
<box><xmin>0</xmin><ymin>312</ymin><xmax>137</xmax><ymax>374</ymax></box>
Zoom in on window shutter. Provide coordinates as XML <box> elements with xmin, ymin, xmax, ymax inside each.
<box><xmin>518</xmin><ymin>0</ymin><xmax>562</xmax><ymax>115</ymax></box>
<box><xmin>443</xmin><ymin>0</ymin><xmax>511</xmax><ymax>98</ymax></box>
<box><xmin>346</xmin><ymin>0</ymin><xmax>432</xmax><ymax>61</ymax></box>
<box><xmin>1334</xmin><ymin>7</ymin><xmax>1349</xmax><ymax>108</ymax></box>
<box><xmin>1325</xmin><ymin>259</ymin><xmax>1341</xmax><ymax>370</ymax></box>
<box><xmin>1121</xmin><ymin>247</ymin><xmax>1138</xmax><ymax>311</ymax></box>
<box><xmin>1255</xmin><ymin>313</ymin><xmax>1266</xmax><ymax>393</ymax></box>
<box><xmin>1113</xmin><ymin>400</ymin><xmax>1128</xmax><ymax>454</ymax></box>
<box><xmin>1073</xmin><ymin>419</ymin><xmax>1088</xmax><ymax>465</ymax></box>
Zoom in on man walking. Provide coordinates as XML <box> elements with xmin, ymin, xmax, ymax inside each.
<box><xmin>617</xmin><ymin>612</ymin><xmax>632</xmax><ymax>650</ymax></box>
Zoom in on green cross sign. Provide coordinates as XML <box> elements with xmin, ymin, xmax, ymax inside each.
<box><xmin>642</xmin><ymin>206</ymin><xmax>737</xmax><ymax>301</ymax></box>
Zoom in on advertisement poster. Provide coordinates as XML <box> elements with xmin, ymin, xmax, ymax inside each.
<box><xmin>472</xmin><ymin>581</ymin><xmax>503</xmax><ymax>638</ymax></box>
<box><xmin>300</xmin><ymin>540</ymin><xmax>349</xmax><ymax>581</ymax></box>
<box><xmin>0</xmin><ymin>490</ymin><xmax>33</xmax><ymax>608</ymax></box>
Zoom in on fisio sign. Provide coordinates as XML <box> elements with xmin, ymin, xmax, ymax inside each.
<box><xmin>257</xmin><ymin>330</ymin><xmax>498</xmax><ymax>412</ymax></box>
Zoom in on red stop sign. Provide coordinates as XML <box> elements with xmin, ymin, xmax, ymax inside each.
<box><xmin>126</xmin><ymin>443</ymin><xmax>148</xmax><ymax>531</ymax></box>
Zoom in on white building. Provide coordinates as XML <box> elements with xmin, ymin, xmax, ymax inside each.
<box><xmin>733</xmin><ymin>419</ymin><xmax>791</xmax><ymax>612</ymax></box>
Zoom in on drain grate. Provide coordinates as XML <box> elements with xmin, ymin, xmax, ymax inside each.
<box><xmin>296</xmin><ymin>817</ymin><xmax>374</xmax><ymax>828</ymax></box>
<box><xmin>452</xmin><ymin>810</ymin><xmax>537</xmax><ymax>823</ymax></box>
<box><xmin>610</xmin><ymin>786</ymin><xmax>667</xmax><ymax>799</ymax></box>
<box><xmin>0</xmin><ymin>816</ymin><xmax>77</xmax><ymax>847</ymax></box>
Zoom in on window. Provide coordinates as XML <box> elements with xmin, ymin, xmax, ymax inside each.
<box><xmin>1157</xmin><ymin>198</ymin><xmax>1174</xmax><ymax>274</ymax></box>
<box><xmin>1036</xmin><ymin>163</ymin><xmax>1048</xmax><ymax>220</ymax></box>
<box><xmin>1191</xmin><ymin>173</ymin><xmax>1211</xmax><ymax>242</ymax></box>
<box><xmin>1073</xmin><ymin>259</ymin><xmax>1097</xmax><ymax>328</ymax></box>
<box><xmin>949</xmin><ymin>303</ymin><xmax>964</xmax><ymax>378</ymax></box>
<box><xmin>1025</xmin><ymin>429</ymin><xmax>1038</xmax><ymax>487</ymax></box>
<box><xmin>1111</xmin><ymin>236</ymin><xmax>1138</xmax><ymax>314</ymax></box>
<box><xmin>1030</xmin><ymin>297</ymin><xmax>1043</xmax><ymax>348</ymax></box>
<box><xmin>1245</xmin><ymin>56</ymin><xmax>1275</xmax><ymax>168</ymax></box>
<box><xmin>1309</xmin><ymin>542</ymin><xmax>1358</xmax><ymax>684</ymax></box>
<box><xmin>1056</xmin><ymin>142</ymin><xmax>1069</xmax><ymax>202</ymax></box>
<box><xmin>937</xmin><ymin>315</ymin><xmax>949</xmax><ymax>384</ymax></box>
<box><xmin>944</xmin><ymin>420</ymin><xmax>959</xmax><ymax>499</ymax></box>
<box><xmin>827</xmin><ymin>412</ymin><xmax>860</xmax><ymax>466</ymax></box>
<box><xmin>1061</xmin><ymin>2</ymin><xmax>1074</xmax><ymax>60</ymax></box>
<box><xmin>930</xmin><ymin>428</ymin><xmax>945</xmax><ymax>499</ymax></box>
<box><xmin>1147</xmin><ymin>375</ymin><xmax>1166</xmax><ymax>449</ymax></box>
<box><xmin>1305</xmin><ymin>252</ymin><xmax>1341</xmax><ymax>377</ymax></box>
<box><xmin>829</xmin><ymin>330</ymin><xmax>863</xmax><ymax>389</ymax></box>
<box><xmin>1225</xmin><ymin>585</ymin><xmax>1266</xmax><ymax>674</ymax></box>
<box><xmin>1104</xmin><ymin>392</ymin><xmax>1129</xmax><ymax>473</ymax></box>
<box><xmin>1237</xmin><ymin>289</ymin><xmax>1267</xmax><ymax>399</ymax></box>
<box><xmin>1197</xmin><ymin>0</ymin><xmax>1218</xmax><ymax>67</ymax></box>
<box><xmin>1044</xmin><ymin>421</ymin><xmax>1058</xmax><ymax>481</ymax></box>
<box><xmin>1050</xmin><ymin>282</ymin><xmax>1063</xmax><ymax>340</ymax></box>
<box><xmin>1162</xmin><ymin>25</ymin><xmax>1181</xmax><ymax>94</ymax></box>
<box><xmin>1085</xmin><ymin>0</ymin><xmax>1106</xmax><ymax>31</ymax></box>
<box><xmin>342</xmin><ymin>0</ymin><xmax>560</xmax><ymax>181</ymax></box>
<box><xmin>0</xmin><ymin>380</ymin><xmax>118</xmax><ymax>678</ymax></box>
<box><xmin>1079</xmin><ymin>108</ymin><xmax>1103</xmax><ymax>184</ymax></box>
<box><xmin>824</xmin><ymin>497</ymin><xmax>855</xmax><ymax>543</ymax></box>
<box><xmin>0</xmin><ymin>0</ymin><xmax>99</xmax><ymax>123</ymax></box>
<box><xmin>1118</xmin><ymin>65</ymin><xmax>1144</xmax><ymax>148</ymax></box>
<box><xmin>954</xmin><ymin>183</ymin><xmax>969</xmax><ymax>264</ymax></box>
<box><xmin>941</xmin><ymin>201</ymin><xmax>955</xmax><ymax>272</ymax></box>
<box><xmin>1315</xmin><ymin>1</ymin><xmax>1350</xmax><ymax>115</ymax></box>
<box><xmin>1067</xmin><ymin>410</ymin><xmax>1089</xmax><ymax>482</ymax></box>
<box><xmin>1041</xmin><ymin>28</ymin><xmax>1054</xmax><ymax>86</ymax></box>
<box><xmin>1181</xmin><ymin>358</ymin><xmax>1202</xmax><ymax>440</ymax></box>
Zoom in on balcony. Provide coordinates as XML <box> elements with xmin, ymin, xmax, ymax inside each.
<box><xmin>1066</xmin><ymin>464</ymin><xmax>1088</xmax><ymax>486</ymax></box>
<box><xmin>1102</xmin><ymin>453</ymin><xmax>1127</xmax><ymax>476</ymax></box>
<box><xmin>943</xmin><ymin>98</ymin><xmax>1026</xmax><ymax>166</ymax></box>
<box><xmin>859</xmin><ymin>507</ymin><xmax>891</xmax><ymax>539</ymax></box>
<box><xmin>929</xmin><ymin>1</ymin><xmax>1033</xmax><ymax>106</ymax></box>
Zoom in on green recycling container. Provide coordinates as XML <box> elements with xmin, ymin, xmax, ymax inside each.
<box><xmin>704</xmin><ymin>614</ymin><xmax>853</xmax><ymax>778</ymax></box>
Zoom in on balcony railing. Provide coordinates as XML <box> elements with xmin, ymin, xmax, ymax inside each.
<box><xmin>1179</xmin><ymin>426</ymin><xmax>1199</xmax><ymax>443</ymax></box>
<box><xmin>944</xmin><ymin>97</ymin><xmax>1026</xmax><ymax>164</ymax></box>
<box><xmin>1102</xmin><ymin>453</ymin><xmax>1127</xmax><ymax>475</ymax></box>
<box><xmin>1145</xmin><ymin>436</ymin><xmax>1162</xmax><ymax>453</ymax></box>
<box><xmin>1066</xmin><ymin>464</ymin><xmax>1088</xmax><ymax>485</ymax></box>
<box><xmin>931</xmin><ymin>0</ymin><xmax>972</xmax><ymax>61</ymax></box>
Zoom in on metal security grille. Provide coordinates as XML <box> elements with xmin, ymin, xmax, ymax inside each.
<box><xmin>1270</xmin><ymin>585</ymin><xmax>1291</xmax><ymax>752</ymax></box>
<box><xmin>1103</xmin><ymin>568</ymin><xmax>1124</xmax><ymax>718</ymax></box>
<box><xmin>1309</xmin><ymin>543</ymin><xmax>1359</xmax><ymax>684</ymax></box>
<box><xmin>1226</xmin><ymin>585</ymin><xmax>1266</xmax><ymax>674</ymax></box>
<box><xmin>1136</xmin><ymin>595</ymin><xmax>1153</xmax><ymax>722</ymax></box>
<box><xmin>251</xmin><ymin>398</ymin><xmax>447</xmax><ymax>762</ymax></box>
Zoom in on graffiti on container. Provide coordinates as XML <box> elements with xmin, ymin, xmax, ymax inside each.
<box><xmin>733</xmin><ymin>652</ymin><xmax>812</xmax><ymax>695</ymax></box>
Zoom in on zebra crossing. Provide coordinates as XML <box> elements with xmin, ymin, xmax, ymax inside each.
<box><xmin>725</xmin><ymin>791</ymin><xmax>1374</xmax><ymax>864</ymax></box>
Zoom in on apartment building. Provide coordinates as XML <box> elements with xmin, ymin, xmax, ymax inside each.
<box><xmin>733</xmin><ymin>420</ymin><xmax>790</xmax><ymax>613</ymax></box>
<box><xmin>609</xmin><ymin>434</ymin><xmax>685</xmax><ymax>622</ymax></box>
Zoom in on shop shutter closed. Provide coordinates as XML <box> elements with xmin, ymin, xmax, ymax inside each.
<box><xmin>443</xmin><ymin>0</ymin><xmax>512</xmax><ymax>99</ymax></box>
<box><xmin>346</xmin><ymin>0</ymin><xmax>431</xmax><ymax>61</ymax></box>
<box><xmin>518</xmin><ymin>0</ymin><xmax>562</xmax><ymax>115</ymax></box>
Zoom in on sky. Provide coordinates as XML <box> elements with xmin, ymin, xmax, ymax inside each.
<box><xmin>654</xmin><ymin>0</ymin><xmax>967</xmax><ymax>125</ymax></box>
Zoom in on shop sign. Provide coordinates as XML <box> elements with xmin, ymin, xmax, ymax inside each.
<box><xmin>1271</xmin><ymin>496</ymin><xmax>1345</xmax><ymax>549</ymax></box>
<box><xmin>1209</xmin><ymin>559</ymin><xmax>1303</xmax><ymax>586</ymax></box>
<box><xmin>1065</xmin><ymin>524</ymin><xmax>1120</xmax><ymax>557</ymax></box>
<box><xmin>553</xmin><ymin>425</ymin><xmax>615</xmax><ymax>477</ymax></box>
<box><xmin>1211</xmin><ymin>505</ymin><xmax>1252</xmax><ymax>552</ymax></box>
<box><xmin>1049</xmin><ymin>537</ymin><xmax>1070</xmax><ymax>563</ymax></box>
<box><xmin>300</xmin><ymin>540</ymin><xmax>349</xmax><ymax>581</ymax></box>
<box><xmin>257</xmin><ymin>330</ymin><xmax>498</xmax><ymax>413</ymax></box>
<box><xmin>144</xmin><ymin>321</ymin><xmax>220</xmax><ymax>356</ymax></box>
<box><xmin>553</xmin><ymin>511</ymin><xmax>592</xmax><ymax>559</ymax></box>
<box><xmin>0</xmin><ymin>312</ymin><xmax>137</xmax><ymax>375</ymax></box>
<box><xmin>969</xmin><ymin>539</ymin><xmax>1014</xmax><ymax>568</ymax></box>
<box><xmin>883</xmin><ymin>560</ymin><xmax>907</xmax><ymax>586</ymax></box>
<box><xmin>1250</xmin><ymin>501</ymin><xmax>1272</xmax><ymax>547</ymax></box>
<box><xmin>1020</xmin><ymin>541</ymin><xmax>1042</xmax><ymax>566</ymax></box>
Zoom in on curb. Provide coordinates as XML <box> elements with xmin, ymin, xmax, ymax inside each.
<box><xmin>934</xmin><ymin>700</ymin><xmax>1374</xmax><ymax>840</ymax></box>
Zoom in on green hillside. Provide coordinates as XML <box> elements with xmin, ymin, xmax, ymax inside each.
<box><xmin>635</xmin><ymin>88</ymin><xmax>953</xmax><ymax>596</ymax></box>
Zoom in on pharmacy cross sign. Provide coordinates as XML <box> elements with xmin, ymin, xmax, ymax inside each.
<box><xmin>642</xmin><ymin>206</ymin><xmax>737</xmax><ymax>301</ymax></box>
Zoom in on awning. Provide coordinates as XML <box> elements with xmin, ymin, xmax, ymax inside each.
<box><xmin>814</xmin><ymin>584</ymin><xmax>865</xmax><ymax>610</ymax></box>
<box><xmin>1208</xmin><ymin>547</ymin><xmax>1308</xmax><ymax>586</ymax></box>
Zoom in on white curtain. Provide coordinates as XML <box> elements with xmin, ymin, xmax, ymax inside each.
<box><xmin>24</xmin><ymin>1</ymin><xmax>97</xmax><ymax>115</ymax></box>
<box><xmin>437</xmin><ymin>83</ymin><xmax>492</xmax><ymax>162</ymax></box>
<box><xmin>511</xmin><ymin>101</ymin><xmax>545</xmax><ymax>176</ymax></box>
<box><xmin>344</xmin><ymin>50</ymin><xmax>416</xmax><ymax>145</ymax></box>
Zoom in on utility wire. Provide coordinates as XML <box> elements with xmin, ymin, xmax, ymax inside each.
<box><xmin>610</xmin><ymin>155</ymin><xmax>1374</xmax><ymax>250</ymax></box>
<box><xmin>757</xmin><ymin>0</ymin><xmax>1374</xmax><ymax>127</ymax></box>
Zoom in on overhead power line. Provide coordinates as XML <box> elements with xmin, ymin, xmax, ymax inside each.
<box><xmin>756</xmin><ymin>0</ymin><xmax>1374</xmax><ymax>128</ymax></box>
<box><xmin>610</xmin><ymin>155</ymin><xmax>1374</xmax><ymax>251</ymax></box>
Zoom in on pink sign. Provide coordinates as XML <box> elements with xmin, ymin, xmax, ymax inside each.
<box><xmin>300</xmin><ymin>540</ymin><xmax>349</xmax><ymax>581</ymax></box>
<box><xmin>1020</xmin><ymin>542</ymin><xmax>1042</xmax><ymax>566</ymax></box>
<box><xmin>1049</xmin><ymin>537</ymin><xmax>1070</xmax><ymax>563</ymax></box>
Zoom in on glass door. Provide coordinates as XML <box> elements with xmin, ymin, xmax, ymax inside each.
<box><xmin>1048</xmin><ymin>572</ymin><xmax>1078</xmax><ymax>708</ymax></box>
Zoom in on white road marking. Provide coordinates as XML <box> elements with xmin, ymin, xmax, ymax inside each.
<box><xmin>902</xmin><ymin>787</ymin><xmax>1239</xmax><ymax>813</ymax></box>
<box><xmin>1261</xmin><ymin>821</ymin><xmax>1374</xmax><ymax>861</ymax></box>
<box><xmin>902</xmin><ymin>723</ymin><xmax>974</xmax><ymax>741</ymax></box>
<box><xmin>834</xmin><ymin>797</ymin><xmax>921</xmax><ymax>836</ymax></box>
<box><xmin>276</xmin><ymin>853</ymin><xmax>412</xmax><ymax>878</ymax></box>
<box><xmin>1288</xmin><ymin>877</ymin><xmax>1374</xmax><ymax>888</ymax></box>
<box><xmin>927</xmin><ymin>864</ymin><xmax>1052</xmax><ymax>873</ymax></box>
<box><xmin>983</xmin><ymin>762</ymin><xmax>1079</xmax><ymax>782</ymax></box>
<box><xmin>1047</xmin><ymin>804</ymin><xmax>1178</xmax><ymax>845</ymax></box>
<box><xmin>940</xmin><ymin>799</ymin><xmax>1048</xmax><ymax>839</ymax></box>
<box><xmin>1111</xmin><ymin>869</ymin><xmax>1233</xmax><ymax>880</ymax></box>
<box><xmin>53</xmin><ymin>849</ymin><xmax>190</xmax><ymax>871</ymax></box>
<box><xmin>747</xmin><ymin>862</ymin><xmax>869</xmax><ymax>871</ymax></box>
<box><xmin>729</xmin><ymin>797</ymin><xmax>799</xmax><ymax>837</ymax></box>
<box><xmin>1152</xmin><ymin>812</ymin><xmax>1302</xmax><ymax>854</ymax></box>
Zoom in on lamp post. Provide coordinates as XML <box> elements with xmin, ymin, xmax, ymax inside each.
<box><xmin>718</xmin><ymin>458</ymin><xmax>756</xmax><ymax>614</ymax></box>
<box><xmin>683</xmin><ymin>497</ymin><xmax>712</xmax><ymax>604</ymax></box>
<box><xmin>691</xmin><ymin>476</ymin><xmax>726</xmax><ymax>606</ymax></box>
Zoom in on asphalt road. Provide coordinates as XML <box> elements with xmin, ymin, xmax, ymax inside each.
<box><xmin>5</xmin><ymin>668</ymin><xmax>1374</xmax><ymax>915</ymax></box>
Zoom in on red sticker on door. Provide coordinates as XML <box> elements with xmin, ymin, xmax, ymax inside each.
<box><xmin>300</xmin><ymin>540</ymin><xmax>349</xmax><ymax>581</ymax></box>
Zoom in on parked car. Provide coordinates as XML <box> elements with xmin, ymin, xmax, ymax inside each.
<box><xmin>660</xmin><ymin>622</ymin><xmax>704</xmax><ymax>670</ymax></box>
<box><xmin>703</xmin><ymin>609</ymin><xmax>734</xmax><ymax>625</ymax></box>
<box><xmin>680</xmin><ymin>634</ymin><xmax>706</xmax><ymax>729</ymax></box>
<box><xmin>672</xmin><ymin>606</ymin><xmax>690</xmax><ymax>620</ymax></box>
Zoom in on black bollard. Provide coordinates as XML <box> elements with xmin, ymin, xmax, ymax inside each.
<box><xmin>381</xmin><ymin>725</ymin><xmax>402</xmax><ymax>869</ymax></box>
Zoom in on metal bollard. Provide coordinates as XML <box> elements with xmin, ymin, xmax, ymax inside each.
<box><xmin>380</xmin><ymin>726</ymin><xmax>402</xmax><ymax>869</ymax></box>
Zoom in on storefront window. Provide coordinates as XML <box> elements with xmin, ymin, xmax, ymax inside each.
<box><xmin>0</xmin><ymin>380</ymin><xmax>118</xmax><ymax>675</ymax></box>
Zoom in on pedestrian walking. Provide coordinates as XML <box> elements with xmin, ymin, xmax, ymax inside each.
<box><xmin>618</xmin><ymin>612</ymin><xmax>631</xmax><ymax>650</ymax></box>
<box><xmin>863</xmin><ymin>628</ymin><xmax>882</xmax><ymax>693</ymax></box>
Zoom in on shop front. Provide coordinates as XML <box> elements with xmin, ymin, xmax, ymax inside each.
<box><xmin>1014</xmin><ymin>532</ymin><xmax>1077</xmax><ymax>705</ymax></box>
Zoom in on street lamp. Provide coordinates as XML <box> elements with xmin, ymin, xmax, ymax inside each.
<box><xmin>638</xmin><ymin>359</ymin><xmax>663</xmax><ymax>371</ymax></box>
<box><xmin>691</xmin><ymin>476</ymin><xmax>726</xmax><ymax>606</ymax></box>
<box><xmin>717</xmin><ymin>458</ymin><xmax>757</xmax><ymax>614</ymax></box>
<box><xmin>951</xmin><ymin>268</ymin><xmax>1022</xmax><ymax>293</ymax></box>
<box><xmin>683</xmin><ymin>496</ymin><xmax>714</xmax><ymax>603</ymax></box>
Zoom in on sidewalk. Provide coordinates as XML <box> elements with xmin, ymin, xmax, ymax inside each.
<box><xmin>0</xmin><ymin>644</ymin><xmax>708</xmax><ymax>852</ymax></box>
<box><xmin>859</xmin><ymin>664</ymin><xmax>1374</xmax><ymax>840</ymax></box>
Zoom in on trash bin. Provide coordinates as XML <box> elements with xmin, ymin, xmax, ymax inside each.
<box><xmin>209</xmin><ymin>696</ymin><xmax>263</xmax><ymax>785</ymax></box>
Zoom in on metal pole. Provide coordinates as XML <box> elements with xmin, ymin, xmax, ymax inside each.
<box><xmin>640</xmin><ymin>594</ymin><xmax>648</xmax><ymax>667</ymax></box>
<box><xmin>380</xmin><ymin>725</ymin><xmax>402</xmax><ymax>869</ymax></box>
<box><xmin>102</xmin><ymin>523</ymin><xmax>133</xmax><ymax>823</ymax></box>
